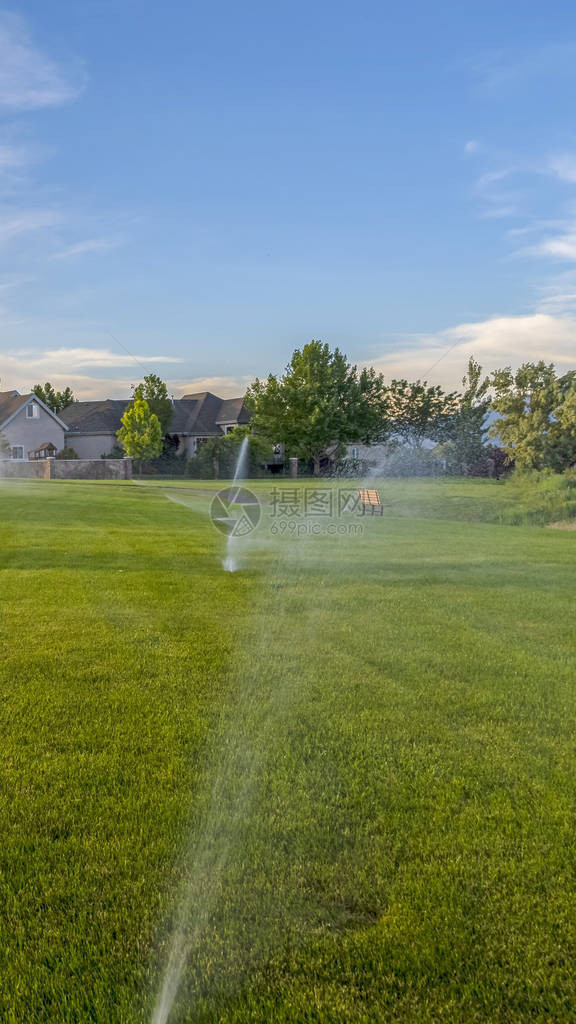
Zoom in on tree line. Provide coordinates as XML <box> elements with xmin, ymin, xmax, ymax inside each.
<box><xmin>26</xmin><ymin>344</ymin><xmax>576</xmax><ymax>477</ymax></box>
<box><xmin>244</xmin><ymin>342</ymin><xmax>576</xmax><ymax>477</ymax></box>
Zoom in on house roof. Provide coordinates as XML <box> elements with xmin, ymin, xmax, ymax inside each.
<box><xmin>180</xmin><ymin>392</ymin><xmax>251</xmax><ymax>431</ymax></box>
<box><xmin>64</xmin><ymin>400</ymin><xmax>129</xmax><ymax>434</ymax></box>
<box><xmin>217</xmin><ymin>397</ymin><xmax>251</xmax><ymax>424</ymax></box>
<box><xmin>172</xmin><ymin>392</ymin><xmax>222</xmax><ymax>434</ymax></box>
<box><xmin>64</xmin><ymin>392</ymin><xmax>251</xmax><ymax>436</ymax></box>
<box><xmin>0</xmin><ymin>391</ymin><xmax>29</xmax><ymax>427</ymax></box>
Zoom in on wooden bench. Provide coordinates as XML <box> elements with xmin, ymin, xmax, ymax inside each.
<box><xmin>358</xmin><ymin>488</ymin><xmax>387</xmax><ymax>515</ymax></box>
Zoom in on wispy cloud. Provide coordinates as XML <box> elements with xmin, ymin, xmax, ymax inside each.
<box><xmin>479</xmin><ymin>205</ymin><xmax>518</xmax><ymax>220</ymax></box>
<box><xmin>473</xmin><ymin>166</ymin><xmax>520</xmax><ymax>219</ymax></box>
<box><xmin>464</xmin><ymin>139</ymin><xmax>480</xmax><ymax>155</ymax></box>
<box><xmin>0</xmin><ymin>11</ymin><xmax>84</xmax><ymax>111</ymax></box>
<box><xmin>506</xmin><ymin>219</ymin><xmax>567</xmax><ymax>239</ymax></box>
<box><xmin>466</xmin><ymin>44</ymin><xmax>576</xmax><ymax>97</ymax></box>
<box><xmin>0</xmin><ymin>15</ymin><xmax>133</xmax><ymax>274</ymax></box>
<box><xmin>549</xmin><ymin>154</ymin><xmax>576</xmax><ymax>184</ymax></box>
<box><xmin>50</xmin><ymin>236</ymin><xmax>124</xmax><ymax>261</ymax></box>
<box><xmin>0</xmin><ymin>273</ymin><xmax>33</xmax><ymax>293</ymax></box>
<box><xmin>26</xmin><ymin>347</ymin><xmax>180</xmax><ymax>369</ymax></box>
<box><xmin>465</xmin><ymin>136</ymin><xmax>576</xmax><ymax>312</ymax></box>
<box><xmin>538</xmin><ymin>292</ymin><xmax>576</xmax><ymax>317</ymax></box>
<box><xmin>0</xmin><ymin>206</ymin><xmax>60</xmax><ymax>242</ymax></box>
<box><xmin>0</xmin><ymin>127</ymin><xmax>50</xmax><ymax>192</ymax></box>
<box><xmin>0</xmin><ymin>141</ymin><xmax>30</xmax><ymax>172</ymax></box>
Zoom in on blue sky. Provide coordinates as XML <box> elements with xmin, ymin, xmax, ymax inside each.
<box><xmin>2</xmin><ymin>0</ymin><xmax>576</xmax><ymax>397</ymax></box>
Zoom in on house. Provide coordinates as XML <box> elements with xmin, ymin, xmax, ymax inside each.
<box><xmin>0</xmin><ymin>392</ymin><xmax>67</xmax><ymax>460</ymax></box>
<box><xmin>63</xmin><ymin>391</ymin><xmax>251</xmax><ymax>459</ymax></box>
<box><xmin>62</xmin><ymin>400</ymin><xmax>129</xmax><ymax>458</ymax></box>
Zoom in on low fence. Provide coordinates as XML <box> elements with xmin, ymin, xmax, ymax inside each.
<box><xmin>0</xmin><ymin>458</ymin><xmax>132</xmax><ymax>480</ymax></box>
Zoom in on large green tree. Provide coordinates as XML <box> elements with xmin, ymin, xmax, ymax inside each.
<box><xmin>245</xmin><ymin>341</ymin><xmax>390</xmax><ymax>475</ymax></box>
<box><xmin>131</xmin><ymin>374</ymin><xmax>173</xmax><ymax>433</ymax></box>
<box><xmin>388</xmin><ymin>378</ymin><xmax>459</xmax><ymax>449</ymax></box>
<box><xmin>32</xmin><ymin>382</ymin><xmax>75</xmax><ymax>414</ymax></box>
<box><xmin>117</xmin><ymin>397</ymin><xmax>163</xmax><ymax>468</ymax></box>
<box><xmin>440</xmin><ymin>357</ymin><xmax>491</xmax><ymax>472</ymax></box>
<box><xmin>489</xmin><ymin>361</ymin><xmax>576</xmax><ymax>471</ymax></box>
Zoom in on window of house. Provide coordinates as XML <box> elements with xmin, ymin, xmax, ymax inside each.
<box><xmin>11</xmin><ymin>446</ymin><xmax>24</xmax><ymax>460</ymax></box>
<box><xmin>26</xmin><ymin>403</ymin><xmax>39</xmax><ymax>419</ymax></box>
<box><xmin>195</xmin><ymin>437</ymin><xmax>209</xmax><ymax>449</ymax></box>
<box><xmin>351</xmin><ymin>447</ymin><xmax>359</xmax><ymax>459</ymax></box>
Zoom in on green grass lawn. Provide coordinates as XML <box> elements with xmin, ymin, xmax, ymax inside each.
<box><xmin>0</xmin><ymin>477</ymin><xmax>575</xmax><ymax>1023</ymax></box>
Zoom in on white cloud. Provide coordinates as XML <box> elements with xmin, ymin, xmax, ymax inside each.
<box><xmin>464</xmin><ymin>139</ymin><xmax>480</xmax><ymax>154</ymax></box>
<box><xmin>371</xmin><ymin>314</ymin><xmax>576</xmax><ymax>388</ymax></box>
<box><xmin>50</xmin><ymin>236</ymin><xmax>124</xmax><ymax>261</ymax></box>
<box><xmin>0</xmin><ymin>12</ymin><xmax>83</xmax><ymax>110</ymax></box>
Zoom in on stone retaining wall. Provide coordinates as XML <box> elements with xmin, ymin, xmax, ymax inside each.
<box><xmin>0</xmin><ymin>458</ymin><xmax>132</xmax><ymax>480</ymax></box>
<box><xmin>0</xmin><ymin>460</ymin><xmax>49</xmax><ymax>479</ymax></box>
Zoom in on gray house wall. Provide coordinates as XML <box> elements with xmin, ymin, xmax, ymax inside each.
<box><xmin>3</xmin><ymin>400</ymin><xmax>65</xmax><ymax>457</ymax></box>
<box><xmin>64</xmin><ymin>432</ymin><xmax>118</xmax><ymax>459</ymax></box>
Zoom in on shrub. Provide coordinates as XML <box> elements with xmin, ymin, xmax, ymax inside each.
<box><xmin>499</xmin><ymin>467</ymin><xmax>576</xmax><ymax>525</ymax></box>
<box><xmin>101</xmin><ymin>444</ymin><xmax>125</xmax><ymax>460</ymax></box>
<box><xmin>466</xmin><ymin>447</ymin><xmax>514</xmax><ymax>478</ymax></box>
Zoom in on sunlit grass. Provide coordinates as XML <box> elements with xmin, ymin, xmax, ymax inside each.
<box><xmin>0</xmin><ymin>478</ymin><xmax>575</xmax><ymax>1022</ymax></box>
